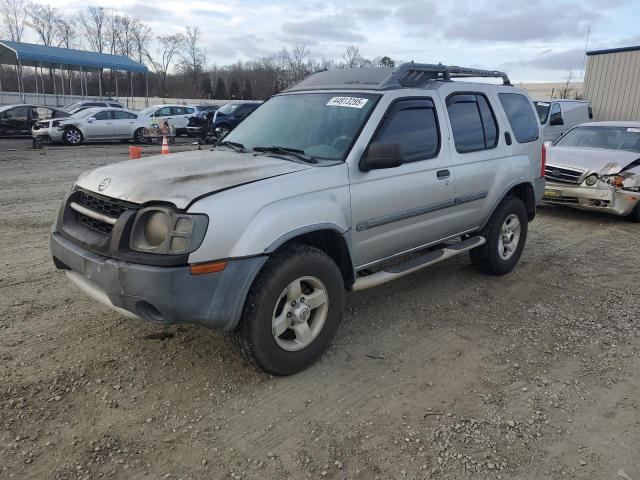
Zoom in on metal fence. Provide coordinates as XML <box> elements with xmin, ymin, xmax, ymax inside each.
<box><xmin>0</xmin><ymin>91</ymin><xmax>235</xmax><ymax>109</ymax></box>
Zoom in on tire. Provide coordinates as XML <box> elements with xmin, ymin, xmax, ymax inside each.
<box><xmin>470</xmin><ymin>196</ymin><xmax>528</xmax><ymax>276</ymax></box>
<box><xmin>134</xmin><ymin>128</ymin><xmax>146</xmax><ymax>144</ymax></box>
<box><xmin>216</xmin><ymin>124</ymin><xmax>231</xmax><ymax>140</ymax></box>
<box><xmin>228</xmin><ymin>243</ymin><xmax>345</xmax><ymax>375</ymax></box>
<box><xmin>626</xmin><ymin>203</ymin><xmax>640</xmax><ymax>223</ymax></box>
<box><xmin>63</xmin><ymin>127</ymin><xmax>83</xmax><ymax>145</ymax></box>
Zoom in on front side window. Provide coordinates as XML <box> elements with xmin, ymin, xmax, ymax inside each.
<box><xmin>93</xmin><ymin>111</ymin><xmax>112</xmax><ymax>120</ymax></box>
<box><xmin>373</xmin><ymin>99</ymin><xmax>440</xmax><ymax>162</ymax></box>
<box><xmin>549</xmin><ymin>103</ymin><xmax>561</xmax><ymax>123</ymax></box>
<box><xmin>155</xmin><ymin>107</ymin><xmax>172</xmax><ymax>116</ymax></box>
<box><xmin>498</xmin><ymin>93</ymin><xmax>539</xmax><ymax>143</ymax></box>
<box><xmin>447</xmin><ymin>93</ymin><xmax>498</xmax><ymax>153</ymax></box>
<box><xmin>225</xmin><ymin>92</ymin><xmax>379</xmax><ymax>161</ymax></box>
<box><xmin>534</xmin><ymin>101</ymin><xmax>550</xmax><ymax>124</ymax></box>
<box><xmin>555</xmin><ymin>126</ymin><xmax>640</xmax><ymax>154</ymax></box>
<box><xmin>6</xmin><ymin>106</ymin><xmax>29</xmax><ymax>120</ymax></box>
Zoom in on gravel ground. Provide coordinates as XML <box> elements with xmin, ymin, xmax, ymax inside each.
<box><xmin>1</xmin><ymin>138</ymin><xmax>638</xmax><ymax>480</ymax></box>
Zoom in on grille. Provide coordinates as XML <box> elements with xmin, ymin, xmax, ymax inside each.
<box><xmin>545</xmin><ymin>164</ymin><xmax>585</xmax><ymax>184</ymax></box>
<box><xmin>73</xmin><ymin>189</ymin><xmax>136</xmax><ymax>235</ymax></box>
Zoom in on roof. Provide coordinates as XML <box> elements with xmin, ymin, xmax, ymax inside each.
<box><xmin>586</xmin><ymin>45</ymin><xmax>640</xmax><ymax>56</ymax></box>
<box><xmin>534</xmin><ymin>98</ymin><xmax>590</xmax><ymax>103</ymax></box>
<box><xmin>580</xmin><ymin>121</ymin><xmax>640</xmax><ymax>127</ymax></box>
<box><xmin>0</xmin><ymin>40</ymin><xmax>148</xmax><ymax>73</ymax></box>
<box><xmin>285</xmin><ymin>63</ymin><xmax>511</xmax><ymax>92</ymax></box>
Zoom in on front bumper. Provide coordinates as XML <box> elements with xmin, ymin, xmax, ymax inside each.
<box><xmin>543</xmin><ymin>181</ymin><xmax>639</xmax><ymax>216</ymax></box>
<box><xmin>51</xmin><ymin>231</ymin><xmax>267</xmax><ymax>330</ymax></box>
<box><xmin>31</xmin><ymin>126</ymin><xmax>63</xmax><ymax>142</ymax></box>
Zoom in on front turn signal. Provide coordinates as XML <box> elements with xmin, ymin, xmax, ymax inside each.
<box><xmin>190</xmin><ymin>260</ymin><xmax>228</xmax><ymax>275</ymax></box>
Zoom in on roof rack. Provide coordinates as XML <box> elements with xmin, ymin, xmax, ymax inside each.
<box><xmin>284</xmin><ymin>62</ymin><xmax>512</xmax><ymax>92</ymax></box>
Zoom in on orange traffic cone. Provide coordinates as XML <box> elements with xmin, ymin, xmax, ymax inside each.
<box><xmin>161</xmin><ymin>135</ymin><xmax>170</xmax><ymax>155</ymax></box>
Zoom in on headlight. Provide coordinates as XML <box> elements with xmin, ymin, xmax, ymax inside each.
<box><xmin>584</xmin><ymin>174</ymin><xmax>598</xmax><ymax>186</ymax></box>
<box><xmin>130</xmin><ymin>206</ymin><xmax>208</xmax><ymax>254</ymax></box>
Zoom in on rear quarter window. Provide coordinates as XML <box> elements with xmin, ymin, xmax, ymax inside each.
<box><xmin>498</xmin><ymin>93</ymin><xmax>539</xmax><ymax>143</ymax></box>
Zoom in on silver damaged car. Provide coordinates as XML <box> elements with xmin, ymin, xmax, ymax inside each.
<box><xmin>51</xmin><ymin>63</ymin><xmax>546</xmax><ymax>374</ymax></box>
<box><xmin>544</xmin><ymin>122</ymin><xmax>640</xmax><ymax>221</ymax></box>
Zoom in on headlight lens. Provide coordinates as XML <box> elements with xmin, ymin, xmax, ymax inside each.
<box><xmin>584</xmin><ymin>174</ymin><xmax>598</xmax><ymax>186</ymax></box>
<box><xmin>130</xmin><ymin>206</ymin><xmax>208</xmax><ymax>254</ymax></box>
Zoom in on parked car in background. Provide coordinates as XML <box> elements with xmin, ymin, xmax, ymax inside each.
<box><xmin>543</xmin><ymin>121</ymin><xmax>640</xmax><ymax>221</ymax></box>
<box><xmin>190</xmin><ymin>104</ymin><xmax>219</xmax><ymax>114</ymax></box>
<box><xmin>50</xmin><ymin>63</ymin><xmax>545</xmax><ymax>375</ymax></box>
<box><xmin>35</xmin><ymin>107</ymin><xmax>139</xmax><ymax>145</ymax></box>
<box><xmin>0</xmin><ymin>104</ymin><xmax>67</xmax><ymax>136</ymax></box>
<box><xmin>208</xmin><ymin>101</ymin><xmax>260</xmax><ymax>138</ymax></box>
<box><xmin>186</xmin><ymin>107</ymin><xmax>219</xmax><ymax>137</ymax></box>
<box><xmin>135</xmin><ymin>104</ymin><xmax>195</xmax><ymax>138</ymax></box>
<box><xmin>533</xmin><ymin>99</ymin><xmax>593</xmax><ymax>142</ymax></box>
<box><xmin>63</xmin><ymin>100</ymin><xmax>125</xmax><ymax>112</ymax></box>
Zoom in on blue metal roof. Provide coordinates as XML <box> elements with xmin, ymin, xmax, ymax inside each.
<box><xmin>587</xmin><ymin>45</ymin><xmax>640</xmax><ymax>56</ymax></box>
<box><xmin>0</xmin><ymin>40</ymin><xmax>148</xmax><ymax>73</ymax></box>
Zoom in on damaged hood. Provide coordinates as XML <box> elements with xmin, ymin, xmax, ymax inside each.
<box><xmin>547</xmin><ymin>146</ymin><xmax>640</xmax><ymax>176</ymax></box>
<box><xmin>76</xmin><ymin>149</ymin><xmax>312</xmax><ymax>209</ymax></box>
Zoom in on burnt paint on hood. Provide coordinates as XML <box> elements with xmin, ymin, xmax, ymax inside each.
<box><xmin>75</xmin><ymin>149</ymin><xmax>312</xmax><ymax>209</ymax></box>
<box><xmin>547</xmin><ymin>146</ymin><xmax>640</xmax><ymax>176</ymax></box>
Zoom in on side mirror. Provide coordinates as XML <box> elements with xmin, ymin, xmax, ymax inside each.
<box><xmin>550</xmin><ymin>116</ymin><xmax>564</xmax><ymax>126</ymax></box>
<box><xmin>88</xmin><ymin>117</ymin><xmax>96</xmax><ymax>123</ymax></box>
<box><xmin>359</xmin><ymin>142</ymin><xmax>403</xmax><ymax>172</ymax></box>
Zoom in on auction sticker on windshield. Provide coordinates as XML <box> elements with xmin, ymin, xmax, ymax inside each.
<box><xmin>327</xmin><ymin>97</ymin><xmax>369</xmax><ymax>108</ymax></box>
<box><xmin>627</xmin><ymin>128</ymin><xmax>640</xmax><ymax>133</ymax></box>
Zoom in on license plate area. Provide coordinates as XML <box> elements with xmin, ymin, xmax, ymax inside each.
<box><xmin>544</xmin><ymin>188</ymin><xmax>562</xmax><ymax>200</ymax></box>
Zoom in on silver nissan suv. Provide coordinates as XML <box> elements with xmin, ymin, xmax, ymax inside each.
<box><xmin>51</xmin><ymin>63</ymin><xmax>546</xmax><ymax>375</ymax></box>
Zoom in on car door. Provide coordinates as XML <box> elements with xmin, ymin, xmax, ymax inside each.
<box><xmin>546</xmin><ymin>102</ymin><xmax>564</xmax><ymax>141</ymax></box>
<box><xmin>441</xmin><ymin>91</ymin><xmax>503</xmax><ymax>231</ymax></box>
<box><xmin>153</xmin><ymin>106</ymin><xmax>173</xmax><ymax>125</ymax></box>
<box><xmin>171</xmin><ymin>106</ymin><xmax>190</xmax><ymax>129</ymax></box>
<box><xmin>83</xmin><ymin>110</ymin><xmax>114</xmax><ymax>139</ymax></box>
<box><xmin>112</xmin><ymin>110</ymin><xmax>137</xmax><ymax>137</ymax></box>
<box><xmin>349</xmin><ymin>97</ymin><xmax>456</xmax><ymax>267</ymax></box>
<box><xmin>1</xmin><ymin>106</ymin><xmax>30</xmax><ymax>134</ymax></box>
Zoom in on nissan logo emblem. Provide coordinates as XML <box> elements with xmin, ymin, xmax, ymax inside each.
<box><xmin>98</xmin><ymin>177</ymin><xmax>111</xmax><ymax>191</ymax></box>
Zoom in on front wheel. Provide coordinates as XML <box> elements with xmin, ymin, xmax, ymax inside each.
<box><xmin>228</xmin><ymin>244</ymin><xmax>345</xmax><ymax>375</ymax></box>
<box><xmin>133</xmin><ymin>128</ymin><xmax>146</xmax><ymax>144</ymax></box>
<box><xmin>63</xmin><ymin>127</ymin><xmax>83</xmax><ymax>145</ymax></box>
<box><xmin>470</xmin><ymin>196</ymin><xmax>528</xmax><ymax>275</ymax></box>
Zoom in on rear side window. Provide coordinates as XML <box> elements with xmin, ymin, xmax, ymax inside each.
<box><xmin>373</xmin><ymin>98</ymin><xmax>440</xmax><ymax>162</ymax></box>
<box><xmin>94</xmin><ymin>111</ymin><xmax>112</xmax><ymax>120</ymax></box>
<box><xmin>498</xmin><ymin>93</ymin><xmax>539</xmax><ymax>143</ymax></box>
<box><xmin>446</xmin><ymin>93</ymin><xmax>498</xmax><ymax>153</ymax></box>
<box><xmin>113</xmin><ymin>111</ymin><xmax>137</xmax><ymax>120</ymax></box>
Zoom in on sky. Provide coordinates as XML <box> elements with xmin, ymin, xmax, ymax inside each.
<box><xmin>32</xmin><ymin>0</ymin><xmax>640</xmax><ymax>82</ymax></box>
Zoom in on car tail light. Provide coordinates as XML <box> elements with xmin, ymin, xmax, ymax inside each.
<box><xmin>541</xmin><ymin>143</ymin><xmax>547</xmax><ymax>178</ymax></box>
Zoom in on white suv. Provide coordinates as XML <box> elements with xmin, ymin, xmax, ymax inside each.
<box><xmin>135</xmin><ymin>104</ymin><xmax>196</xmax><ymax>141</ymax></box>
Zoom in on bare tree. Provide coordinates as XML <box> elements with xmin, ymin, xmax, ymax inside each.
<box><xmin>132</xmin><ymin>20</ymin><xmax>151</xmax><ymax>63</ymax></box>
<box><xmin>1</xmin><ymin>0</ymin><xmax>27</xmax><ymax>42</ymax></box>
<box><xmin>148</xmin><ymin>33</ymin><xmax>184</xmax><ymax>97</ymax></box>
<box><xmin>26</xmin><ymin>3</ymin><xmax>59</xmax><ymax>46</ymax></box>
<box><xmin>178</xmin><ymin>26</ymin><xmax>206</xmax><ymax>96</ymax></box>
<box><xmin>55</xmin><ymin>17</ymin><xmax>76</xmax><ymax>48</ymax></box>
<box><xmin>557</xmin><ymin>70</ymin><xmax>575</xmax><ymax>99</ymax></box>
<box><xmin>342</xmin><ymin>46</ymin><xmax>362</xmax><ymax>68</ymax></box>
<box><xmin>77</xmin><ymin>6</ymin><xmax>107</xmax><ymax>53</ymax></box>
<box><xmin>279</xmin><ymin>44</ymin><xmax>311</xmax><ymax>84</ymax></box>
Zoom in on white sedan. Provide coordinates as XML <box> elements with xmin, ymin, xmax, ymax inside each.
<box><xmin>135</xmin><ymin>104</ymin><xmax>196</xmax><ymax>141</ymax></box>
<box><xmin>32</xmin><ymin>107</ymin><xmax>139</xmax><ymax>145</ymax></box>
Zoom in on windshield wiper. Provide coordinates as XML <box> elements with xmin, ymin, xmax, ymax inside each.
<box><xmin>253</xmin><ymin>146</ymin><xmax>317</xmax><ymax>163</ymax></box>
<box><xmin>216</xmin><ymin>140</ymin><xmax>245</xmax><ymax>152</ymax></box>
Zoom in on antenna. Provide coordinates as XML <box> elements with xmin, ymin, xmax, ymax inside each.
<box><xmin>580</xmin><ymin>26</ymin><xmax>591</xmax><ymax>79</ymax></box>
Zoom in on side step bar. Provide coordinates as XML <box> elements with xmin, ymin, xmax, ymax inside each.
<box><xmin>352</xmin><ymin>236</ymin><xmax>486</xmax><ymax>292</ymax></box>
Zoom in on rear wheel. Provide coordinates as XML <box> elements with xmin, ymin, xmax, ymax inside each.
<box><xmin>470</xmin><ymin>196</ymin><xmax>528</xmax><ymax>275</ymax></box>
<box><xmin>134</xmin><ymin>128</ymin><xmax>146</xmax><ymax>144</ymax></box>
<box><xmin>63</xmin><ymin>127</ymin><xmax>83</xmax><ymax>145</ymax></box>
<box><xmin>228</xmin><ymin>244</ymin><xmax>345</xmax><ymax>375</ymax></box>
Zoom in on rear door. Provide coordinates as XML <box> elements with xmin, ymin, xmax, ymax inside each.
<box><xmin>171</xmin><ymin>106</ymin><xmax>190</xmax><ymax>129</ymax></box>
<box><xmin>83</xmin><ymin>110</ymin><xmax>115</xmax><ymax>139</ymax></box>
<box><xmin>442</xmin><ymin>90</ymin><xmax>503</xmax><ymax>231</ymax></box>
<box><xmin>349</xmin><ymin>97</ymin><xmax>457</xmax><ymax>267</ymax></box>
<box><xmin>112</xmin><ymin>110</ymin><xmax>137</xmax><ymax>137</ymax></box>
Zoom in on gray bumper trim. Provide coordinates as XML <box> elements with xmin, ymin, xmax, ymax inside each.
<box><xmin>534</xmin><ymin>177</ymin><xmax>546</xmax><ymax>206</ymax></box>
<box><xmin>51</xmin><ymin>231</ymin><xmax>267</xmax><ymax>330</ymax></box>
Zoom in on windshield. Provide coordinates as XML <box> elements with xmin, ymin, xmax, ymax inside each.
<box><xmin>224</xmin><ymin>92</ymin><xmax>379</xmax><ymax>160</ymax></box>
<box><xmin>138</xmin><ymin>106</ymin><xmax>157</xmax><ymax>116</ymax></box>
<box><xmin>72</xmin><ymin>108</ymin><xmax>99</xmax><ymax>119</ymax></box>
<box><xmin>218</xmin><ymin>103</ymin><xmax>240</xmax><ymax>115</ymax></box>
<box><xmin>534</xmin><ymin>101</ymin><xmax>550</xmax><ymax>124</ymax></box>
<box><xmin>555</xmin><ymin>126</ymin><xmax>640</xmax><ymax>154</ymax></box>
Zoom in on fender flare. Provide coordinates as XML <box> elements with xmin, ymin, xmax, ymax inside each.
<box><xmin>479</xmin><ymin>180</ymin><xmax>536</xmax><ymax>230</ymax></box>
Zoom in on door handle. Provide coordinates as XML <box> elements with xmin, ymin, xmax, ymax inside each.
<box><xmin>504</xmin><ymin>132</ymin><xmax>512</xmax><ymax>145</ymax></box>
<box><xmin>437</xmin><ymin>169</ymin><xmax>450</xmax><ymax>180</ymax></box>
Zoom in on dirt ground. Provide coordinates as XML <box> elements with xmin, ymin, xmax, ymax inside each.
<box><xmin>1</xmin><ymin>138</ymin><xmax>638</xmax><ymax>480</ymax></box>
